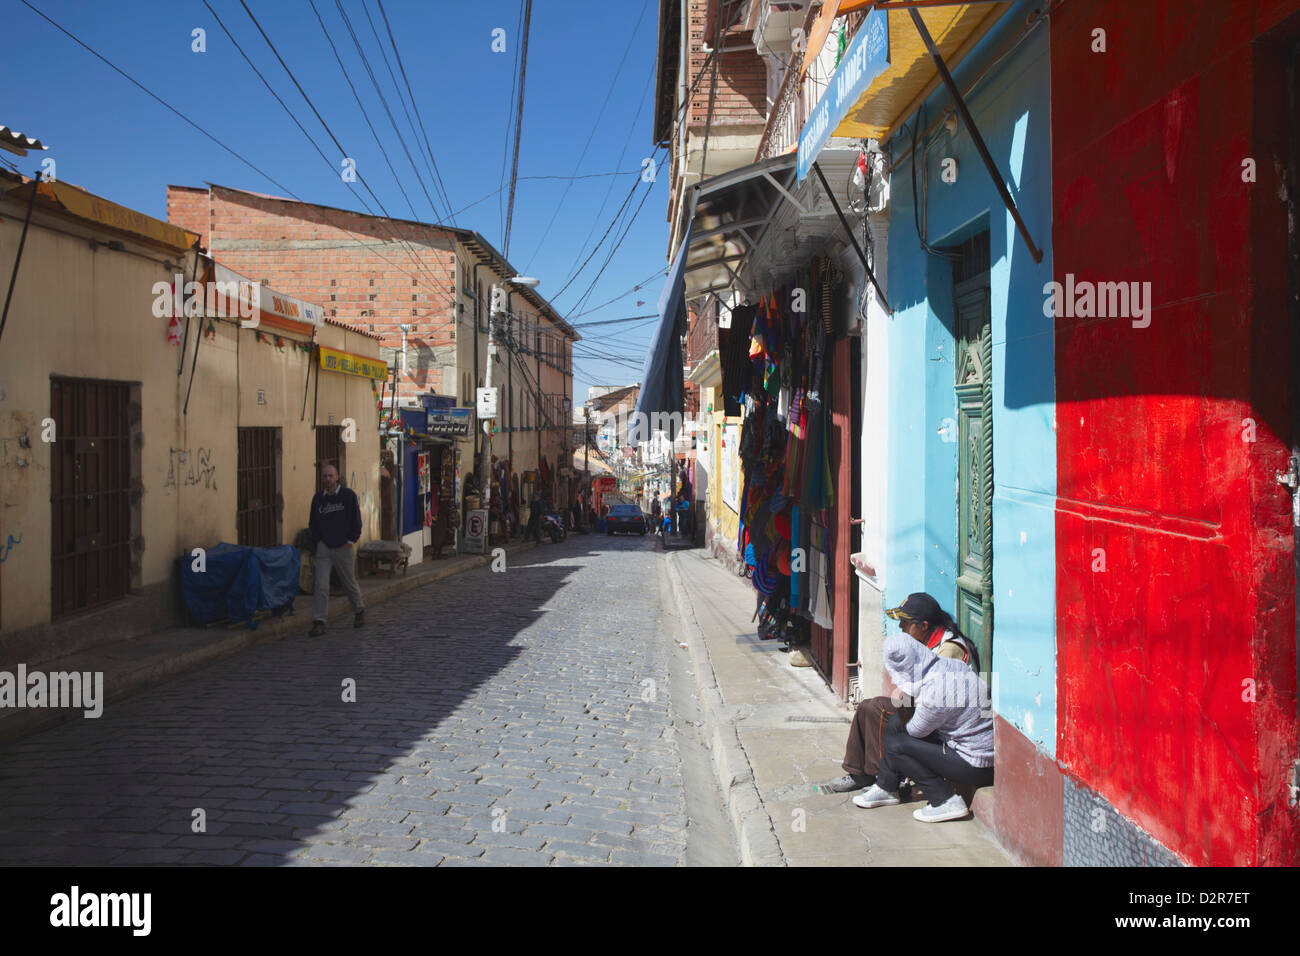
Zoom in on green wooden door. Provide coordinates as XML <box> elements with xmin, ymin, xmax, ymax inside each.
<box><xmin>954</xmin><ymin>270</ymin><xmax>992</xmax><ymax>676</ymax></box>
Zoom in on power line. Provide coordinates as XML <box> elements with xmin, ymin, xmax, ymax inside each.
<box><xmin>550</xmin><ymin>150</ymin><xmax>663</xmax><ymax>303</ymax></box>
<box><xmin>446</xmin><ymin>168</ymin><xmax>643</xmax><ymax>221</ymax></box>
<box><xmin>520</xmin><ymin>0</ymin><xmax>651</xmax><ymax>273</ymax></box>
<box><xmin>498</xmin><ymin>0</ymin><xmax>526</xmax><ymax>240</ymax></box>
<box><xmin>375</xmin><ymin>0</ymin><xmax>457</xmax><ymax>226</ymax></box>
<box><xmin>328</xmin><ymin>0</ymin><xmax>441</xmax><ymax>225</ymax></box>
<box><xmin>565</xmin><ymin>159</ymin><xmax>664</xmax><ymax>315</ymax></box>
<box><xmin>21</xmin><ymin>0</ymin><xmax>474</xmax><ymax>348</ymax></box>
<box><xmin>572</xmin><ymin>313</ymin><xmax>658</xmax><ymax>328</ymax></box>
<box><xmin>561</xmin><ymin>59</ymin><xmax>657</xmax><ymax>278</ymax></box>
<box><xmin>18</xmin><ymin>0</ymin><xmax>296</xmax><ymax>197</ymax></box>
<box><xmin>568</xmin><ymin>266</ymin><xmax>667</xmax><ymax>319</ymax></box>
<box><xmin>224</xmin><ymin>0</ymin><xmax>449</xmax><ymax>300</ymax></box>
<box><xmin>502</xmin><ymin>0</ymin><xmax>534</xmax><ymax>257</ymax></box>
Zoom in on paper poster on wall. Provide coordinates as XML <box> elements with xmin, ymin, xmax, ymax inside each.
<box><xmin>721</xmin><ymin>424</ymin><xmax>740</xmax><ymax>513</ymax></box>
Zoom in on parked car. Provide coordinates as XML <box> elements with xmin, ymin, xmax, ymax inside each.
<box><xmin>606</xmin><ymin>503</ymin><xmax>648</xmax><ymax>535</ymax></box>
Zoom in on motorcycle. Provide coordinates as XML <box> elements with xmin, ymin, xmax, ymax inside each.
<box><xmin>541</xmin><ymin>511</ymin><xmax>568</xmax><ymax>544</ymax></box>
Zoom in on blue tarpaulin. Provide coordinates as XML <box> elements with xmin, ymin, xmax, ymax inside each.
<box><xmin>631</xmin><ymin>220</ymin><xmax>691</xmax><ymax>443</ymax></box>
<box><xmin>180</xmin><ymin>543</ymin><xmax>300</xmax><ymax>629</ymax></box>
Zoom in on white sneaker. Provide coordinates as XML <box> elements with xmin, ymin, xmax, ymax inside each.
<box><xmin>912</xmin><ymin>793</ymin><xmax>970</xmax><ymax>823</ymax></box>
<box><xmin>852</xmin><ymin>784</ymin><xmax>901</xmax><ymax>809</ymax></box>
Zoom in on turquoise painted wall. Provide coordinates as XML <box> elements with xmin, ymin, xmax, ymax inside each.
<box><xmin>883</xmin><ymin>4</ymin><xmax>1057</xmax><ymax>756</ymax></box>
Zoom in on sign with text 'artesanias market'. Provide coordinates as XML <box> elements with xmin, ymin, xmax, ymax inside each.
<box><xmin>796</xmin><ymin>6</ymin><xmax>889</xmax><ymax>183</ymax></box>
<box><xmin>318</xmin><ymin>346</ymin><xmax>388</xmax><ymax>380</ymax></box>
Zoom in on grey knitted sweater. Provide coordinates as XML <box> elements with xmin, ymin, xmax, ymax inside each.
<box><xmin>884</xmin><ymin>634</ymin><xmax>994</xmax><ymax>768</ymax></box>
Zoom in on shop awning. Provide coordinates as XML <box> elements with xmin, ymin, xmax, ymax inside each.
<box><xmin>797</xmin><ymin>2</ymin><xmax>1007</xmax><ymax>180</ymax></box>
<box><xmin>631</xmin><ymin>221</ymin><xmax>692</xmax><ymax>442</ymax></box>
<box><xmin>7</xmin><ymin>177</ymin><xmax>199</xmax><ymax>252</ymax></box>
<box><xmin>681</xmin><ymin>155</ymin><xmax>796</xmax><ymax>301</ymax></box>
<box><xmin>208</xmin><ymin>261</ymin><xmax>326</xmax><ymax>337</ymax></box>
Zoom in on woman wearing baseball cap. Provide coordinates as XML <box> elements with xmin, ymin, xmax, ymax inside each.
<box><xmin>886</xmin><ymin>592</ymin><xmax>980</xmax><ymax>672</ymax></box>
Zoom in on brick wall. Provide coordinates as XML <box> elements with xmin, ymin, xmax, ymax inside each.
<box><xmin>685</xmin><ymin>0</ymin><xmax>766</xmax><ymax>128</ymax></box>
<box><xmin>166</xmin><ymin>185</ymin><xmax>460</xmax><ymax>405</ymax></box>
<box><xmin>166</xmin><ymin>185</ymin><xmax>208</xmax><ymax>247</ymax></box>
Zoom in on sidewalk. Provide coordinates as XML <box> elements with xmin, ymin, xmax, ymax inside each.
<box><xmin>663</xmin><ymin>547</ymin><xmax>1012</xmax><ymax>867</ymax></box>
<box><xmin>0</xmin><ymin>540</ymin><xmax>536</xmax><ymax>744</ymax></box>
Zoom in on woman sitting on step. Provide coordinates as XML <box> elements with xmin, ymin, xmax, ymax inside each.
<box><xmin>851</xmin><ymin>632</ymin><xmax>994</xmax><ymax>823</ymax></box>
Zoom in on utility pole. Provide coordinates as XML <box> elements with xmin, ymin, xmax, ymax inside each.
<box><xmin>482</xmin><ymin>284</ymin><xmax>502</xmax><ymax>515</ymax></box>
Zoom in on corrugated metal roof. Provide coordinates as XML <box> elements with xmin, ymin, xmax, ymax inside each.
<box><xmin>0</xmin><ymin>126</ymin><xmax>48</xmax><ymax>156</ymax></box>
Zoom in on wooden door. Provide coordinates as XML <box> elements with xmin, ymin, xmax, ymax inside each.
<box><xmin>50</xmin><ymin>378</ymin><xmax>132</xmax><ymax>617</ymax></box>
<box><xmin>237</xmin><ymin>428</ymin><xmax>280</xmax><ymax>547</ymax></box>
<box><xmin>953</xmin><ymin>233</ymin><xmax>993</xmax><ymax>675</ymax></box>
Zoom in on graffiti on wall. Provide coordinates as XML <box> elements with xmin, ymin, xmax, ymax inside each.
<box><xmin>0</xmin><ymin>531</ymin><xmax>21</xmax><ymax>563</ymax></box>
<box><xmin>0</xmin><ymin>431</ymin><xmax>33</xmax><ymax>468</ymax></box>
<box><xmin>165</xmin><ymin>447</ymin><xmax>218</xmax><ymax>490</ymax></box>
<box><xmin>351</xmin><ymin>469</ymin><xmax>377</xmax><ymax>535</ymax></box>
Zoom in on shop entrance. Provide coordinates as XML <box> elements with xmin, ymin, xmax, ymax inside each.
<box><xmin>49</xmin><ymin>377</ymin><xmax>134</xmax><ymax>618</ymax></box>
<box><xmin>414</xmin><ymin>442</ymin><xmax>456</xmax><ymax>559</ymax></box>
<box><xmin>237</xmin><ymin>427</ymin><xmax>280</xmax><ymax>547</ymax></box>
<box><xmin>952</xmin><ymin>231</ymin><xmax>993</xmax><ymax>674</ymax></box>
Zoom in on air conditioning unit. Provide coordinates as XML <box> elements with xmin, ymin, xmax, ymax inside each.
<box><xmin>753</xmin><ymin>0</ymin><xmax>808</xmax><ymax>57</ymax></box>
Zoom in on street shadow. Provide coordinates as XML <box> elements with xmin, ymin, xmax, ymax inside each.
<box><xmin>0</xmin><ymin>533</ymin><xmax>665</xmax><ymax>866</ymax></box>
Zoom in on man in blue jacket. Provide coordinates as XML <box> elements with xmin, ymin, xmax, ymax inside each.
<box><xmin>308</xmin><ymin>463</ymin><xmax>365</xmax><ymax>636</ymax></box>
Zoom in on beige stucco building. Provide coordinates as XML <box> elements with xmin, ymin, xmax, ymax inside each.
<box><xmin>0</xmin><ymin>173</ymin><xmax>381</xmax><ymax>659</ymax></box>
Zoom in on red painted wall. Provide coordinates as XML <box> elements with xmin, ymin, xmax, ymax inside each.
<box><xmin>1052</xmin><ymin>0</ymin><xmax>1300</xmax><ymax>865</ymax></box>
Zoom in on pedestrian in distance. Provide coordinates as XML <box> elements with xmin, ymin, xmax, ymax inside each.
<box><xmin>308</xmin><ymin>464</ymin><xmax>365</xmax><ymax>636</ymax></box>
<box><xmin>526</xmin><ymin>491</ymin><xmax>547</xmax><ymax>544</ymax></box>
<box><xmin>650</xmin><ymin>493</ymin><xmax>662</xmax><ymax>533</ymax></box>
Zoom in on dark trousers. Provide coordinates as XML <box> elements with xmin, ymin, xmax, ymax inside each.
<box><xmin>525</xmin><ymin>513</ymin><xmax>541</xmax><ymax>543</ymax></box>
<box><xmin>875</xmin><ymin>713</ymin><xmax>995</xmax><ymax>806</ymax></box>
<box><xmin>842</xmin><ymin>696</ymin><xmax>895</xmax><ymax>778</ymax></box>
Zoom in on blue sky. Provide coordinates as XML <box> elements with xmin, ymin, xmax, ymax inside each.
<box><xmin>3</xmin><ymin>0</ymin><xmax>668</xmax><ymax>400</ymax></box>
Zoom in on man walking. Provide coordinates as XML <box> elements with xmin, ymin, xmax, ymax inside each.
<box><xmin>308</xmin><ymin>464</ymin><xmax>365</xmax><ymax>636</ymax></box>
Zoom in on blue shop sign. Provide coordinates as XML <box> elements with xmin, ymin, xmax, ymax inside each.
<box><xmin>428</xmin><ymin>406</ymin><xmax>473</xmax><ymax>438</ymax></box>
<box><xmin>796</xmin><ymin>7</ymin><xmax>889</xmax><ymax>183</ymax></box>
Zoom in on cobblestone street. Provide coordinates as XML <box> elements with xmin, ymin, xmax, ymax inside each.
<box><xmin>0</xmin><ymin>534</ymin><xmax>734</xmax><ymax>866</ymax></box>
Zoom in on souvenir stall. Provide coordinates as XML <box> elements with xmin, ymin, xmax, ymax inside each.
<box><xmin>397</xmin><ymin>404</ymin><xmax>460</xmax><ymax>562</ymax></box>
<box><xmin>725</xmin><ymin>255</ymin><xmax>856</xmax><ymax>690</ymax></box>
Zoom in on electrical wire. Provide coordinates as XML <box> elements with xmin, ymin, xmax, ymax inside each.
<box><xmin>360</xmin><ymin>0</ymin><xmax>451</xmax><ymax>225</ymax></box>
<box><xmin>498</xmin><ymin>0</ymin><xmax>526</xmax><ymax>240</ymax></box>
<box><xmin>375</xmin><ymin>0</ymin><xmax>457</xmax><ymax>226</ymax></box>
<box><xmin>502</xmin><ymin>0</ymin><xmax>533</xmax><ymax>256</ymax></box>
<box><xmin>568</xmin><ymin>266</ymin><xmax>667</xmax><ymax>319</ymax></box>
<box><xmin>18</xmin><ymin>0</ymin><xmax>296</xmax><ymax>197</ymax></box>
<box><xmin>551</xmin><ymin>150</ymin><xmax>664</xmax><ymax>303</ymax></box>
<box><xmin>216</xmin><ymin>1</ymin><xmax>450</xmax><ymax>300</ymax></box>
<box><xmin>21</xmin><ymin>0</ymin><xmax>455</xmax><ymax>318</ymax></box>
<box><xmin>447</xmin><ymin>168</ymin><xmax>642</xmax><ymax>221</ymax></box>
<box><xmin>328</xmin><ymin>0</ymin><xmax>441</xmax><ymax>225</ymax></box>
<box><xmin>565</xmin><ymin>155</ymin><xmax>665</xmax><ymax>315</ymax></box>
<box><xmin>520</xmin><ymin>0</ymin><xmax>651</xmax><ymax>272</ymax></box>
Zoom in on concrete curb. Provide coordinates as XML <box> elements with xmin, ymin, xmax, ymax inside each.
<box><xmin>662</xmin><ymin>550</ymin><xmax>786</xmax><ymax>866</ymax></box>
<box><xmin>0</xmin><ymin>541</ymin><xmax>537</xmax><ymax>746</ymax></box>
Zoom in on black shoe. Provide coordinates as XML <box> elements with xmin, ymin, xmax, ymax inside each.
<box><xmin>309</xmin><ymin>621</ymin><xmax>326</xmax><ymax>637</ymax></box>
<box><xmin>353</xmin><ymin>610</ymin><xmax>365</xmax><ymax>628</ymax></box>
<box><xmin>823</xmin><ymin>773</ymin><xmax>873</xmax><ymax>793</ymax></box>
